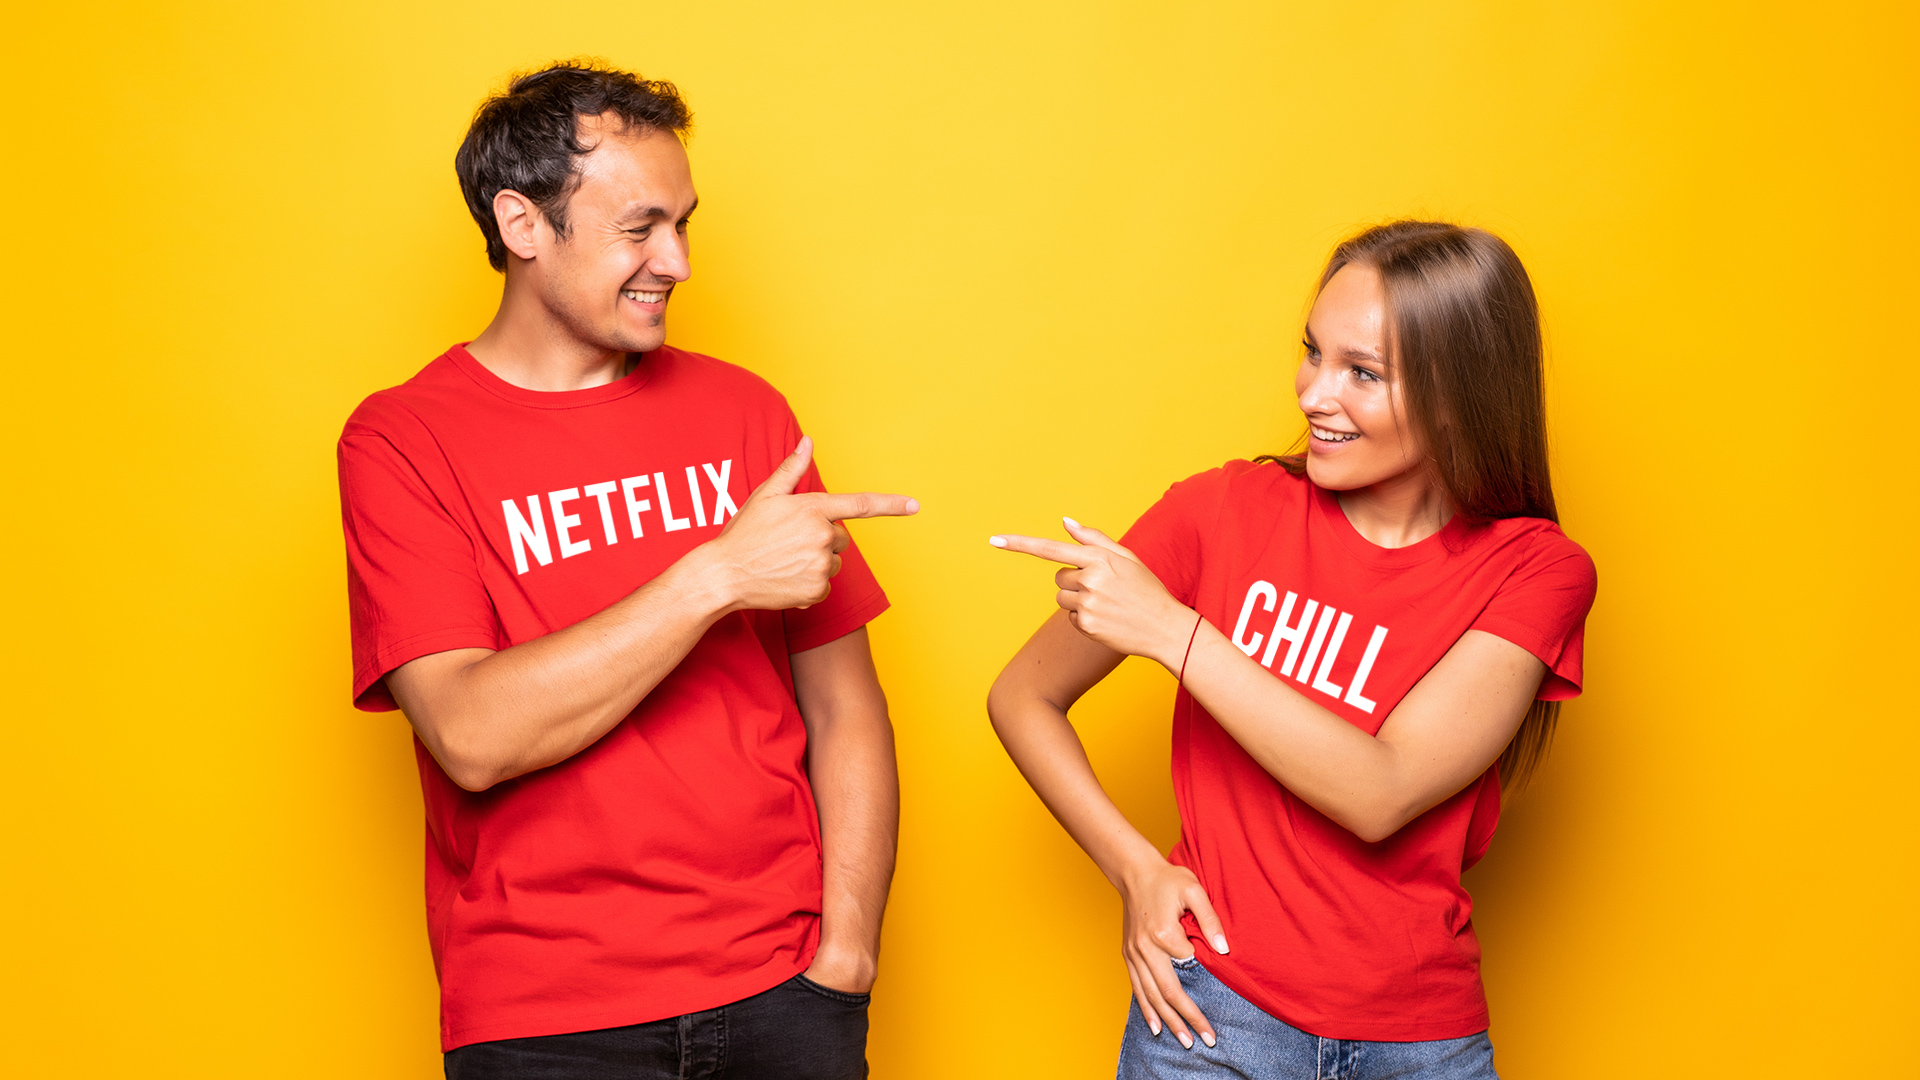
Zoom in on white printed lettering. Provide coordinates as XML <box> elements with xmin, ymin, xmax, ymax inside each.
<box><xmin>1311</xmin><ymin>612</ymin><xmax>1353</xmax><ymax>698</ymax></box>
<box><xmin>1271</xmin><ymin>595</ymin><xmax>1319</xmax><ymax>676</ymax></box>
<box><xmin>1295</xmin><ymin>606</ymin><xmax>1339</xmax><ymax>684</ymax></box>
<box><xmin>684</xmin><ymin>466</ymin><xmax>708</xmax><ymax>528</ymax></box>
<box><xmin>621</xmin><ymin>475</ymin><xmax>652</xmax><ymax>538</ymax></box>
<box><xmin>703</xmin><ymin>460</ymin><xmax>738</xmax><ymax>524</ymax></box>
<box><xmin>654</xmin><ymin>471</ymin><xmax>692</xmax><ymax>531</ymax></box>
<box><xmin>502</xmin><ymin>496</ymin><xmax>552</xmax><ymax>575</ymax></box>
<box><xmin>583</xmin><ymin>481</ymin><xmax>620</xmax><ymax>545</ymax></box>
<box><xmin>1344</xmin><ymin>625</ymin><xmax>1390</xmax><ymax>714</ymax></box>
<box><xmin>549</xmin><ymin>488</ymin><xmax>590</xmax><ymax>558</ymax></box>
<box><xmin>1260</xmin><ymin>592</ymin><xmax>1296</xmax><ymax>668</ymax></box>
<box><xmin>1231</xmin><ymin>581</ymin><xmax>1278</xmax><ymax>657</ymax></box>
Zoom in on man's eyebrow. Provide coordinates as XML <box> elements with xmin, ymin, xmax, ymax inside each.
<box><xmin>617</xmin><ymin>198</ymin><xmax>698</xmax><ymax>224</ymax></box>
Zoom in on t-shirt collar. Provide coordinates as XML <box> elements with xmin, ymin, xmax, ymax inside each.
<box><xmin>1308</xmin><ymin>480</ymin><xmax>1475</xmax><ymax>568</ymax></box>
<box><xmin>445</xmin><ymin>342</ymin><xmax>657</xmax><ymax>409</ymax></box>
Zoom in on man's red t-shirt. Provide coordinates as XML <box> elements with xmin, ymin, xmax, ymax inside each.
<box><xmin>1121</xmin><ymin>460</ymin><xmax>1596</xmax><ymax>1041</ymax></box>
<box><xmin>337</xmin><ymin>344</ymin><xmax>888</xmax><ymax>1051</ymax></box>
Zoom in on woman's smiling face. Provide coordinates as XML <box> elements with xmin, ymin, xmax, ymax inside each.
<box><xmin>1294</xmin><ymin>264</ymin><xmax>1427</xmax><ymax>493</ymax></box>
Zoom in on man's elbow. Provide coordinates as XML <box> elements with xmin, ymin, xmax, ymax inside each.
<box><xmin>420</xmin><ymin>723</ymin><xmax>512</xmax><ymax>793</ymax></box>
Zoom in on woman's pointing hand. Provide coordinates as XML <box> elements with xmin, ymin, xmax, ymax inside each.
<box><xmin>991</xmin><ymin>518</ymin><xmax>1197</xmax><ymax>669</ymax></box>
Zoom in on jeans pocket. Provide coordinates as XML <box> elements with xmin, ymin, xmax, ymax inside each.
<box><xmin>792</xmin><ymin>973</ymin><xmax>872</xmax><ymax>1006</ymax></box>
<box><xmin>1170</xmin><ymin>955</ymin><xmax>1201</xmax><ymax>970</ymax></box>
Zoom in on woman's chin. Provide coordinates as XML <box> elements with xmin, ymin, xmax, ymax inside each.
<box><xmin>1304</xmin><ymin>457</ymin><xmax>1360</xmax><ymax>491</ymax></box>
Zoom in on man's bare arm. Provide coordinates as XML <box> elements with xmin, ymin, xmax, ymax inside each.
<box><xmin>792</xmin><ymin>626</ymin><xmax>899</xmax><ymax>994</ymax></box>
<box><xmin>386</xmin><ymin>437</ymin><xmax>916</xmax><ymax>791</ymax></box>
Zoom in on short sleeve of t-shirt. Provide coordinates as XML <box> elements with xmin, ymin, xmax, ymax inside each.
<box><xmin>779</xmin><ymin>413</ymin><xmax>891</xmax><ymax>654</ymax></box>
<box><xmin>339</xmin><ymin>430</ymin><xmax>501</xmax><ymax>711</ymax></box>
<box><xmin>1470</xmin><ymin>532</ymin><xmax>1597</xmax><ymax>700</ymax></box>
<box><xmin>1120</xmin><ymin>465</ymin><xmax>1236</xmax><ymax>607</ymax></box>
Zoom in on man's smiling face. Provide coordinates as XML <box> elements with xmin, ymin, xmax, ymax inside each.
<box><xmin>531</xmin><ymin>114</ymin><xmax>697</xmax><ymax>356</ymax></box>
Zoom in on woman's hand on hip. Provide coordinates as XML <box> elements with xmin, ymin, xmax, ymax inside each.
<box><xmin>990</xmin><ymin>518</ymin><xmax>1195</xmax><ymax>668</ymax></box>
<box><xmin>1117</xmin><ymin>856</ymin><xmax>1230</xmax><ymax>1051</ymax></box>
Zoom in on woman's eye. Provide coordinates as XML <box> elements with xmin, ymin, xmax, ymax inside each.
<box><xmin>1352</xmin><ymin>366</ymin><xmax>1381</xmax><ymax>383</ymax></box>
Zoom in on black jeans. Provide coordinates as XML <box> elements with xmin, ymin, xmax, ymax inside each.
<box><xmin>444</xmin><ymin>974</ymin><xmax>869</xmax><ymax>1080</ymax></box>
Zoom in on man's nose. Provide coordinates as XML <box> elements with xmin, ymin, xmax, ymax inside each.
<box><xmin>648</xmin><ymin>232</ymin><xmax>691</xmax><ymax>282</ymax></box>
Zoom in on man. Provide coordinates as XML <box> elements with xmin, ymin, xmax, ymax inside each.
<box><xmin>337</xmin><ymin>62</ymin><xmax>914</xmax><ymax>1078</ymax></box>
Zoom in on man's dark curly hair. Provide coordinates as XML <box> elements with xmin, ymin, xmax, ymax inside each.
<box><xmin>455</xmin><ymin>61</ymin><xmax>693</xmax><ymax>271</ymax></box>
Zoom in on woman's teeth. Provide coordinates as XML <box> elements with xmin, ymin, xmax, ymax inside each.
<box><xmin>623</xmin><ymin>290</ymin><xmax>667</xmax><ymax>303</ymax></box>
<box><xmin>1311</xmin><ymin>426</ymin><xmax>1359</xmax><ymax>442</ymax></box>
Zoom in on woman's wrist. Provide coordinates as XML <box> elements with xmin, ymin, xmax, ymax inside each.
<box><xmin>1151</xmin><ymin>604</ymin><xmax>1202</xmax><ymax>673</ymax></box>
<box><xmin>1108</xmin><ymin>840</ymin><xmax>1172</xmax><ymax>895</ymax></box>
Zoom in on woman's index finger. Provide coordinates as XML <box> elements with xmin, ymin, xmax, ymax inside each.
<box><xmin>989</xmin><ymin>534</ymin><xmax>1096</xmax><ymax>567</ymax></box>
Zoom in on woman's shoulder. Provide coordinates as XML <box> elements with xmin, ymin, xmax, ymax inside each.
<box><xmin>1474</xmin><ymin>516</ymin><xmax>1598</xmax><ymax>595</ymax></box>
<box><xmin>1126</xmin><ymin>458</ymin><xmax>1306</xmax><ymax>547</ymax></box>
<box><xmin>1161</xmin><ymin>456</ymin><xmax>1309</xmax><ymax>505</ymax></box>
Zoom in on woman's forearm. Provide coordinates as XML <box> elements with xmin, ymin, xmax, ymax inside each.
<box><xmin>986</xmin><ymin>625</ymin><xmax>1162</xmax><ymax>887</ymax></box>
<box><xmin>1176</xmin><ymin>620</ymin><xmax>1413</xmax><ymax>840</ymax></box>
<box><xmin>1175</xmin><ymin>621</ymin><xmax>1542</xmax><ymax>841</ymax></box>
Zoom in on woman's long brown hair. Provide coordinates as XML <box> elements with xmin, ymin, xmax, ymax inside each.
<box><xmin>1264</xmin><ymin>220</ymin><xmax>1561</xmax><ymax>794</ymax></box>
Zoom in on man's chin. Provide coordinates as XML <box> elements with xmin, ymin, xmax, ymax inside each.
<box><xmin>609</xmin><ymin>324</ymin><xmax>668</xmax><ymax>355</ymax></box>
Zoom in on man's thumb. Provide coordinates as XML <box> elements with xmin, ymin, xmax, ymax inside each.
<box><xmin>757</xmin><ymin>435</ymin><xmax>814</xmax><ymax>498</ymax></box>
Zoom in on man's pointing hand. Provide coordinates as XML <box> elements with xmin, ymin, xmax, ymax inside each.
<box><xmin>709</xmin><ymin>436</ymin><xmax>918</xmax><ymax>612</ymax></box>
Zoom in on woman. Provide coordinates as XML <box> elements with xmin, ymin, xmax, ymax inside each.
<box><xmin>987</xmin><ymin>221</ymin><xmax>1596</xmax><ymax>1078</ymax></box>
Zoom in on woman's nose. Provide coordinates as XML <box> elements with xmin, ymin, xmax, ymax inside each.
<box><xmin>1297</xmin><ymin>363</ymin><xmax>1339</xmax><ymax>414</ymax></box>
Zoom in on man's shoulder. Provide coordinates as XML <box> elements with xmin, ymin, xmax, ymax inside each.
<box><xmin>339</xmin><ymin>350</ymin><xmax>465</xmax><ymax>444</ymax></box>
<box><xmin>648</xmin><ymin>344</ymin><xmax>790</xmax><ymax>411</ymax></box>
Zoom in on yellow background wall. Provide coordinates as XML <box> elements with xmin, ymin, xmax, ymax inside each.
<box><xmin>3</xmin><ymin>2</ymin><xmax>1914</xmax><ymax>1076</ymax></box>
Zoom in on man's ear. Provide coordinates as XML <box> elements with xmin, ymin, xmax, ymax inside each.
<box><xmin>493</xmin><ymin>189</ymin><xmax>543</xmax><ymax>262</ymax></box>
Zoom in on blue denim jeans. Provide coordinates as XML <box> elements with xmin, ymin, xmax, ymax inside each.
<box><xmin>1117</xmin><ymin>956</ymin><xmax>1497</xmax><ymax>1080</ymax></box>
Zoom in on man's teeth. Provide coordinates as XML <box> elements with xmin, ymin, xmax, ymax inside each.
<box><xmin>623</xmin><ymin>290</ymin><xmax>667</xmax><ymax>303</ymax></box>
<box><xmin>1311</xmin><ymin>427</ymin><xmax>1359</xmax><ymax>442</ymax></box>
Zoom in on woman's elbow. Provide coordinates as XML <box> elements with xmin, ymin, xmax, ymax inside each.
<box><xmin>984</xmin><ymin>673</ymin><xmax>1036</xmax><ymax>741</ymax></box>
<box><xmin>1341</xmin><ymin>802</ymin><xmax>1419</xmax><ymax>845</ymax></box>
<box><xmin>984</xmin><ymin>679</ymin><xmax>1013</xmax><ymax>735</ymax></box>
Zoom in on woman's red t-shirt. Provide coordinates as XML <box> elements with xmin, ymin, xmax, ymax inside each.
<box><xmin>1121</xmin><ymin>460</ymin><xmax>1596</xmax><ymax>1041</ymax></box>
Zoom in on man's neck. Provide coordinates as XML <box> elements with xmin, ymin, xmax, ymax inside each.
<box><xmin>465</xmin><ymin>285</ymin><xmax>634</xmax><ymax>392</ymax></box>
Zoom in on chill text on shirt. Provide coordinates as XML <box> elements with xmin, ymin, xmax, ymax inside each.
<box><xmin>1229</xmin><ymin>578</ymin><xmax>1390</xmax><ymax>714</ymax></box>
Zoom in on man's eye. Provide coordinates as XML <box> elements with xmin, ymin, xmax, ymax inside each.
<box><xmin>627</xmin><ymin>227</ymin><xmax>652</xmax><ymax>238</ymax></box>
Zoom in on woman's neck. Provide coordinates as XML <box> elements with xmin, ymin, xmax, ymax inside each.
<box><xmin>1335</xmin><ymin>468</ymin><xmax>1454</xmax><ymax>549</ymax></box>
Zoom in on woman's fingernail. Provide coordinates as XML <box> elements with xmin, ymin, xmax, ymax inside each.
<box><xmin>1212</xmin><ymin>935</ymin><xmax>1230</xmax><ymax>954</ymax></box>
<box><xmin>988</xmin><ymin>536</ymin><xmax>1007</xmax><ymax>547</ymax></box>
<box><xmin>1177</xmin><ymin>1031</ymin><xmax>1194</xmax><ymax>1049</ymax></box>
<box><xmin>905</xmin><ymin>499</ymin><xmax>920</xmax><ymax>513</ymax></box>
<box><xmin>1201</xmin><ymin>1031</ymin><xmax>1216</xmax><ymax>1048</ymax></box>
<box><xmin>1063</xmin><ymin>516</ymin><xmax>1081</xmax><ymax>530</ymax></box>
<box><xmin>1149</xmin><ymin>1020</ymin><xmax>1162</xmax><ymax>1036</ymax></box>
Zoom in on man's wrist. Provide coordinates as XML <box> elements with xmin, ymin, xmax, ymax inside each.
<box><xmin>664</xmin><ymin>539</ymin><xmax>743</xmax><ymax>617</ymax></box>
<box><xmin>805</xmin><ymin>936</ymin><xmax>880</xmax><ymax>993</ymax></box>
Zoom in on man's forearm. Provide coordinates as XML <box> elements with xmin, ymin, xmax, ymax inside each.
<box><xmin>792</xmin><ymin>629</ymin><xmax>899</xmax><ymax>992</ymax></box>
<box><xmin>390</xmin><ymin>544</ymin><xmax>736</xmax><ymax>790</ymax></box>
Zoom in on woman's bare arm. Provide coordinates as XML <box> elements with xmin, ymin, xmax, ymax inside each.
<box><xmin>988</xmin><ymin>610</ymin><xmax>1228</xmax><ymax>1051</ymax></box>
<box><xmin>992</xmin><ymin>519</ymin><xmax>1546</xmax><ymax>843</ymax></box>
